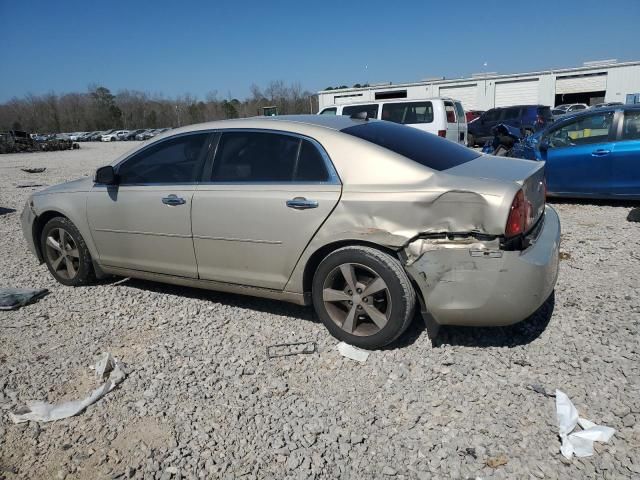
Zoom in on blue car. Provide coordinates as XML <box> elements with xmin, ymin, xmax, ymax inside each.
<box><xmin>510</xmin><ymin>105</ymin><xmax>640</xmax><ymax>199</ymax></box>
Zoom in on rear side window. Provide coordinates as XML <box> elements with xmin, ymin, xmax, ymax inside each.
<box><xmin>621</xmin><ymin>110</ymin><xmax>640</xmax><ymax>141</ymax></box>
<box><xmin>381</xmin><ymin>102</ymin><xmax>434</xmax><ymax>124</ymax></box>
<box><xmin>342</xmin><ymin>104</ymin><xmax>379</xmax><ymax>119</ymax></box>
<box><xmin>538</xmin><ymin>106</ymin><xmax>552</xmax><ymax>119</ymax></box>
<box><xmin>444</xmin><ymin>102</ymin><xmax>456</xmax><ymax>123</ymax></box>
<box><xmin>320</xmin><ymin>108</ymin><xmax>337</xmax><ymax>115</ymax></box>
<box><xmin>503</xmin><ymin>107</ymin><xmax>521</xmax><ymax>120</ymax></box>
<box><xmin>210</xmin><ymin>132</ymin><xmax>329</xmax><ymax>182</ymax></box>
<box><xmin>342</xmin><ymin>121</ymin><xmax>480</xmax><ymax>171</ymax></box>
<box><xmin>118</xmin><ymin>133</ymin><xmax>209</xmax><ymax>184</ymax></box>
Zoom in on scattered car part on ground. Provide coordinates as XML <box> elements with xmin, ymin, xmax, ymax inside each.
<box><xmin>266</xmin><ymin>341</ymin><xmax>317</xmax><ymax>358</ymax></box>
<box><xmin>337</xmin><ymin>342</ymin><xmax>370</xmax><ymax>362</ymax></box>
<box><xmin>21</xmin><ymin>167</ymin><xmax>46</xmax><ymax>173</ymax></box>
<box><xmin>0</xmin><ymin>287</ymin><xmax>48</xmax><ymax>310</ymax></box>
<box><xmin>21</xmin><ymin>115</ymin><xmax>560</xmax><ymax>349</ymax></box>
<box><xmin>9</xmin><ymin>353</ymin><xmax>125</xmax><ymax>423</ymax></box>
<box><xmin>510</xmin><ymin>104</ymin><xmax>640</xmax><ymax>199</ymax></box>
<box><xmin>556</xmin><ymin>390</ymin><xmax>615</xmax><ymax>459</ymax></box>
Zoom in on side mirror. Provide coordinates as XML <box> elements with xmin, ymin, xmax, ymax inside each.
<box><xmin>94</xmin><ymin>165</ymin><xmax>117</xmax><ymax>185</ymax></box>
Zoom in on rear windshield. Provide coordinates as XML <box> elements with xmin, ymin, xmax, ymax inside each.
<box><xmin>341</xmin><ymin>121</ymin><xmax>480</xmax><ymax>171</ymax></box>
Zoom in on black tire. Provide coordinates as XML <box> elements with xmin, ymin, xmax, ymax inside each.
<box><xmin>40</xmin><ymin>217</ymin><xmax>95</xmax><ymax>286</ymax></box>
<box><xmin>312</xmin><ymin>246</ymin><xmax>415</xmax><ymax>349</ymax></box>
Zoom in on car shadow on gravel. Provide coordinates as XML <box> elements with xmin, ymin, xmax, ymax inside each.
<box><xmin>432</xmin><ymin>292</ymin><xmax>555</xmax><ymax>348</ymax></box>
<box><xmin>118</xmin><ymin>278</ymin><xmax>319</xmax><ymax>323</ymax></box>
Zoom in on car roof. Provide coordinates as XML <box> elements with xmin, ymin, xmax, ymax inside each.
<box><xmin>548</xmin><ymin>104</ymin><xmax>640</xmax><ymax>124</ymax></box>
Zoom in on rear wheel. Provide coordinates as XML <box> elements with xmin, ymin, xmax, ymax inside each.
<box><xmin>41</xmin><ymin>217</ymin><xmax>94</xmax><ymax>286</ymax></box>
<box><xmin>312</xmin><ymin>246</ymin><xmax>415</xmax><ymax>349</ymax></box>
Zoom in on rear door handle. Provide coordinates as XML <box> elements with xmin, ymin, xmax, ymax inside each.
<box><xmin>286</xmin><ymin>197</ymin><xmax>318</xmax><ymax>210</ymax></box>
<box><xmin>591</xmin><ymin>149</ymin><xmax>611</xmax><ymax>157</ymax></box>
<box><xmin>162</xmin><ymin>194</ymin><xmax>186</xmax><ymax>206</ymax></box>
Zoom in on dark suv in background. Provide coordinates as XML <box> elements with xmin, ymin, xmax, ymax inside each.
<box><xmin>468</xmin><ymin>105</ymin><xmax>553</xmax><ymax>146</ymax></box>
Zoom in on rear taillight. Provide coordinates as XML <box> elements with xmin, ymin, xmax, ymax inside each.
<box><xmin>437</xmin><ymin>130</ymin><xmax>446</xmax><ymax>137</ymax></box>
<box><xmin>505</xmin><ymin>190</ymin><xmax>526</xmax><ymax>238</ymax></box>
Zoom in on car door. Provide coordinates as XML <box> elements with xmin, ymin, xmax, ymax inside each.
<box><xmin>540</xmin><ymin>111</ymin><xmax>615</xmax><ymax>196</ymax></box>
<box><xmin>87</xmin><ymin>132</ymin><xmax>213</xmax><ymax>277</ymax></box>
<box><xmin>610</xmin><ymin>109</ymin><xmax>640</xmax><ymax>197</ymax></box>
<box><xmin>454</xmin><ymin>101</ymin><xmax>467</xmax><ymax>144</ymax></box>
<box><xmin>192</xmin><ymin>130</ymin><xmax>341</xmax><ymax>290</ymax></box>
<box><xmin>443</xmin><ymin>101</ymin><xmax>459</xmax><ymax>142</ymax></box>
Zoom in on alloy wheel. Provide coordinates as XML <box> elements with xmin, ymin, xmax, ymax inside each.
<box><xmin>45</xmin><ymin>228</ymin><xmax>80</xmax><ymax>280</ymax></box>
<box><xmin>322</xmin><ymin>262</ymin><xmax>392</xmax><ymax>337</ymax></box>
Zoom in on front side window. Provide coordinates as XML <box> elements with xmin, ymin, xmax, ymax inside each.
<box><xmin>117</xmin><ymin>133</ymin><xmax>210</xmax><ymax>184</ymax></box>
<box><xmin>444</xmin><ymin>102</ymin><xmax>456</xmax><ymax>123</ymax></box>
<box><xmin>210</xmin><ymin>132</ymin><xmax>329</xmax><ymax>182</ymax></box>
<box><xmin>547</xmin><ymin>112</ymin><xmax>614</xmax><ymax>148</ymax></box>
<box><xmin>342</xmin><ymin>104</ymin><xmax>379</xmax><ymax>119</ymax></box>
<box><xmin>320</xmin><ymin>108</ymin><xmax>337</xmax><ymax>115</ymax></box>
<box><xmin>381</xmin><ymin>102</ymin><xmax>434</xmax><ymax>124</ymax></box>
<box><xmin>483</xmin><ymin>109</ymin><xmax>499</xmax><ymax>122</ymax></box>
<box><xmin>621</xmin><ymin>110</ymin><xmax>640</xmax><ymax>141</ymax></box>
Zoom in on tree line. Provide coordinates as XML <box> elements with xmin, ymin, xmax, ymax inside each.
<box><xmin>0</xmin><ymin>81</ymin><xmax>318</xmax><ymax>133</ymax></box>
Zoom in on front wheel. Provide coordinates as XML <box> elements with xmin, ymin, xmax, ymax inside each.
<box><xmin>41</xmin><ymin>217</ymin><xmax>95</xmax><ymax>286</ymax></box>
<box><xmin>312</xmin><ymin>246</ymin><xmax>415</xmax><ymax>349</ymax></box>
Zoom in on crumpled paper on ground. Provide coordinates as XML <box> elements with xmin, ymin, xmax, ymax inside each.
<box><xmin>337</xmin><ymin>342</ymin><xmax>370</xmax><ymax>362</ymax></box>
<box><xmin>9</xmin><ymin>353</ymin><xmax>125</xmax><ymax>423</ymax></box>
<box><xmin>0</xmin><ymin>287</ymin><xmax>48</xmax><ymax>310</ymax></box>
<box><xmin>556</xmin><ymin>389</ymin><xmax>615</xmax><ymax>459</ymax></box>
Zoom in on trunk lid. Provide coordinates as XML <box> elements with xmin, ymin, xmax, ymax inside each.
<box><xmin>445</xmin><ymin>155</ymin><xmax>546</xmax><ymax>231</ymax></box>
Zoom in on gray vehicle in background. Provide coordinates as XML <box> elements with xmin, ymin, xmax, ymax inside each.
<box><xmin>21</xmin><ymin>115</ymin><xmax>559</xmax><ymax>348</ymax></box>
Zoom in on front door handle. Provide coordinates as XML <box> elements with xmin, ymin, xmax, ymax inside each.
<box><xmin>162</xmin><ymin>194</ymin><xmax>186</xmax><ymax>206</ymax></box>
<box><xmin>591</xmin><ymin>149</ymin><xmax>611</xmax><ymax>157</ymax></box>
<box><xmin>286</xmin><ymin>197</ymin><xmax>318</xmax><ymax>210</ymax></box>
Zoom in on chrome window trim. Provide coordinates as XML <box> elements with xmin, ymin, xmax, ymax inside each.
<box><xmin>110</xmin><ymin>131</ymin><xmax>214</xmax><ymax>186</ymax></box>
<box><xmin>202</xmin><ymin>128</ymin><xmax>342</xmax><ymax>186</ymax></box>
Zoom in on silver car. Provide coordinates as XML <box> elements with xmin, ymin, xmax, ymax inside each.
<box><xmin>21</xmin><ymin>115</ymin><xmax>560</xmax><ymax>348</ymax></box>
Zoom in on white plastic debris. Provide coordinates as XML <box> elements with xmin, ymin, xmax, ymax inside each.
<box><xmin>337</xmin><ymin>342</ymin><xmax>370</xmax><ymax>363</ymax></box>
<box><xmin>555</xmin><ymin>389</ymin><xmax>615</xmax><ymax>459</ymax></box>
<box><xmin>9</xmin><ymin>353</ymin><xmax>125</xmax><ymax>424</ymax></box>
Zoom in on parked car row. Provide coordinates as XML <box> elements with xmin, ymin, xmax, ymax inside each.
<box><xmin>62</xmin><ymin>128</ymin><xmax>173</xmax><ymax>142</ymax></box>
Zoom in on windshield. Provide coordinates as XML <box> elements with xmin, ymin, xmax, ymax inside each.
<box><xmin>341</xmin><ymin>121</ymin><xmax>480</xmax><ymax>171</ymax></box>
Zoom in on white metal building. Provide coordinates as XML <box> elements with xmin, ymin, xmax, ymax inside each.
<box><xmin>317</xmin><ymin>60</ymin><xmax>640</xmax><ymax>111</ymax></box>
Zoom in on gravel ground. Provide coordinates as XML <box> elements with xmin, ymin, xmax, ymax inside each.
<box><xmin>1</xmin><ymin>143</ymin><xmax>639</xmax><ymax>479</ymax></box>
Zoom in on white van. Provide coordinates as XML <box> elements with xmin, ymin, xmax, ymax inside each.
<box><xmin>318</xmin><ymin>98</ymin><xmax>468</xmax><ymax>145</ymax></box>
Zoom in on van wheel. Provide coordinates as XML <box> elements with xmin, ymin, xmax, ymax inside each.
<box><xmin>41</xmin><ymin>217</ymin><xmax>95</xmax><ymax>286</ymax></box>
<box><xmin>312</xmin><ymin>246</ymin><xmax>415</xmax><ymax>349</ymax></box>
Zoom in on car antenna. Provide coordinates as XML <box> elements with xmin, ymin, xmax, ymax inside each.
<box><xmin>350</xmin><ymin>111</ymin><xmax>368</xmax><ymax>120</ymax></box>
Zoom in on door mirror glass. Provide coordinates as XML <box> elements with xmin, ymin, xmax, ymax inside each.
<box><xmin>94</xmin><ymin>165</ymin><xmax>117</xmax><ymax>185</ymax></box>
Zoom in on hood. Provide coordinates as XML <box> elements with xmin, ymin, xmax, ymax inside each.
<box><xmin>34</xmin><ymin>176</ymin><xmax>94</xmax><ymax>196</ymax></box>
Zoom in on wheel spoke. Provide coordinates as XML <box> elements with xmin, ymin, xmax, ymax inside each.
<box><xmin>362</xmin><ymin>276</ymin><xmax>387</xmax><ymax>297</ymax></box>
<box><xmin>51</xmin><ymin>254</ymin><xmax>64</xmax><ymax>271</ymax></box>
<box><xmin>339</xmin><ymin>264</ymin><xmax>357</xmax><ymax>291</ymax></box>
<box><xmin>323</xmin><ymin>288</ymin><xmax>351</xmax><ymax>302</ymax></box>
<box><xmin>58</xmin><ymin>229</ymin><xmax>67</xmax><ymax>249</ymax></box>
<box><xmin>67</xmin><ymin>248</ymin><xmax>80</xmax><ymax>258</ymax></box>
<box><xmin>46</xmin><ymin>236</ymin><xmax>62</xmax><ymax>252</ymax></box>
<box><xmin>362</xmin><ymin>303</ymin><xmax>388</xmax><ymax>329</ymax></box>
<box><xmin>65</xmin><ymin>258</ymin><xmax>77</xmax><ymax>278</ymax></box>
<box><xmin>342</xmin><ymin>305</ymin><xmax>357</xmax><ymax>333</ymax></box>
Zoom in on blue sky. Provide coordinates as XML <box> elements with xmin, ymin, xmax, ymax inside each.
<box><xmin>1</xmin><ymin>0</ymin><xmax>639</xmax><ymax>102</ymax></box>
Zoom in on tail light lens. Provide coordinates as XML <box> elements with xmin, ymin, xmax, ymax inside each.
<box><xmin>437</xmin><ymin>130</ymin><xmax>446</xmax><ymax>137</ymax></box>
<box><xmin>505</xmin><ymin>190</ymin><xmax>526</xmax><ymax>238</ymax></box>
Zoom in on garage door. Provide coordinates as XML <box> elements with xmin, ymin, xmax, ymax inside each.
<box><xmin>439</xmin><ymin>84</ymin><xmax>477</xmax><ymax>110</ymax></box>
<box><xmin>556</xmin><ymin>73</ymin><xmax>607</xmax><ymax>94</ymax></box>
<box><xmin>494</xmin><ymin>79</ymin><xmax>539</xmax><ymax>107</ymax></box>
